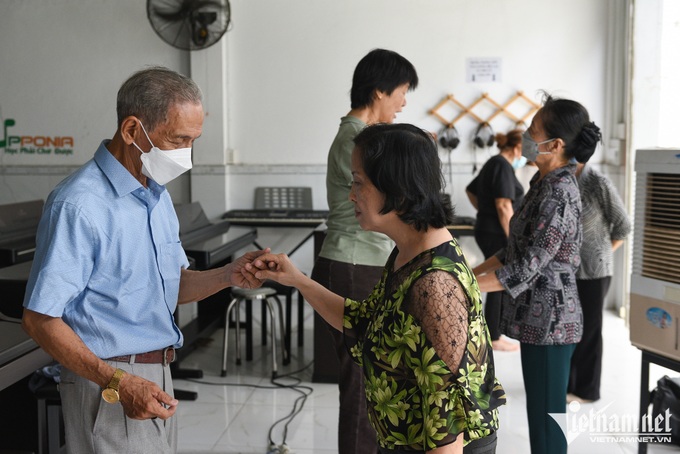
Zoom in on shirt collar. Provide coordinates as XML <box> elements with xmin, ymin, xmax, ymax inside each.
<box><xmin>94</xmin><ymin>140</ymin><xmax>165</xmax><ymax>198</ymax></box>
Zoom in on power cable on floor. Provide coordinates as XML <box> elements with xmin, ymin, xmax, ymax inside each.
<box><xmin>185</xmin><ymin>360</ymin><xmax>315</xmax><ymax>454</ymax></box>
<box><xmin>267</xmin><ymin>365</ymin><xmax>313</xmax><ymax>453</ymax></box>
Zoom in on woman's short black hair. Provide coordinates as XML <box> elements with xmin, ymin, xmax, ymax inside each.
<box><xmin>350</xmin><ymin>49</ymin><xmax>419</xmax><ymax>109</ymax></box>
<box><xmin>352</xmin><ymin>123</ymin><xmax>454</xmax><ymax>232</ymax></box>
<box><xmin>538</xmin><ymin>92</ymin><xmax>602</xmax><ymax>163</ymax></box>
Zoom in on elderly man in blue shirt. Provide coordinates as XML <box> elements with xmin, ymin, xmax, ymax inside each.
<box><xmin>22</xmin><ymin>66</ymin><xmax>267</xmax><ymax>453</ymax></box>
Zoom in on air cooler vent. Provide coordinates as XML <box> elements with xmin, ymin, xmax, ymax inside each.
<box><xmin>640</xmin><ymin>173</ymin><xmax>680</xmax><ymax>284</ymax></box>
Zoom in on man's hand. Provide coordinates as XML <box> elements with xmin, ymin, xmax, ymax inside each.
<box><xmin>227</xmin><ymin>248</ymin><xmax>271</xmax><ymax>289</ymax></box>
<box><xmin>118</xmin><ymin>373</ymin><xmax>179</xmax><ymax>420</ymax></box>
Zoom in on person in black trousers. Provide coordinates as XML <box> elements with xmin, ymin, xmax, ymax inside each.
<box><xmin>568</xmin><ymin>162</ymin><xmax>631</xmax><ymax>402</ymax></box>
<box><xmin>466</xmin><ymin>129</ymin><xmax>525</xmax><ymax>351</ymax></box>
<box><xmin>312</xmin><ymin>49</ymin><xmax>419</xmax><ymax>454</ymax></box>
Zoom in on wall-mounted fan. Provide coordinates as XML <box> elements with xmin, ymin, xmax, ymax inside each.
<box><xmin>147</xmin><ymin>0</ymin><xmax>231</xmax><ymax>51</ymax></box>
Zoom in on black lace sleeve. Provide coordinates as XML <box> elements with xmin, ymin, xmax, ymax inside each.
<box><xmin>407</xmin><ymin>270</ymin><xmax>469</xmax><ymax>372</ymax></box>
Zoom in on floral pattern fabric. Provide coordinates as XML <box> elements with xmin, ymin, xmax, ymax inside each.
<box><xmin>344</xmin><ymin>239</ymin><xmax>506</xmax><ymax>452</ymax></box>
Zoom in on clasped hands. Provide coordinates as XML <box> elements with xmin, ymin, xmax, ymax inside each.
<box><xmin>243</xmin><ymin>252</ymin><xmax>303</xmax><ymax>288</ymax></box>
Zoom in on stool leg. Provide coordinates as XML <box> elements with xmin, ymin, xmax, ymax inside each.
<box><xmin>235</xmin><ymin>299</ymin><xmax>242</xmax><ymax>366</ymax></box>
<box><xmin>261</xmin><ymin>299</ymin><xmax>267</xmax><ymax>346</ymax></box>
<box><xmin>246</xmin><ymin>299</ymin><xmax>253</xmax><ymax>361</ymax></box>
<box><xmin>297</xmin><ymin>289</ymin><xmax>304</xmax><ymax>347</ymax></box>
<box><xmin>285</xmin><ymin>289</ymin><xmax>292</xmax><ymax>354</ymax></box>
<box><xmin>263</xmin><ymin>298</ymin><xmax>279</xmax><ymax>379</ymax></box>
<box><xmin>273</xmin><ymin>295</ymin><xmax>290</xmax><ymax>365</ymax></box>
<box><xmin>222</xmin><ymin>298</ymin><xmax>239</xmax><ymax>376</ymax></box>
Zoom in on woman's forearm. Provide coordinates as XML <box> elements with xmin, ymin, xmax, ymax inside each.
<box><xmin>472</xmin><ymin>255</ymin><xmax>503</xmax><ymax>276</ymax></box>
<box><xmin>294</xmin><ymin>277</ymin><xmax>346</xmax><ymax>331</ymax></box>
<box><xmin>495</xmin><ymin>198</ymin><xmax>514</xmax><ymax>238</ymax></box>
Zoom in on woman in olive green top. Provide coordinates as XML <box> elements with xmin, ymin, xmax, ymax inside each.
<box><xmin>313</xmin><ymin>48</ymin><xmax>419</xmax><ymax>454</ymax></box>
<box><xmin>248</xmin><ymin>124</ymin><xmax>505</xmax><ymax>454</ymax></box>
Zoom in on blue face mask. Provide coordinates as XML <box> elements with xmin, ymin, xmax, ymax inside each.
<box><xmin>512</xmin><ymin>156</ymin><xmax>528</xmax><ymax>170</ymax></box>
<box><xmin>522</xmin><ymin>131</ymin><xmax>555</xmax><ymax>162</ymax></box>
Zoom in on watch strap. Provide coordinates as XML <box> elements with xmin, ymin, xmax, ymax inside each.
<box><xmin>106</xmin><ymin>368</ymin><xmax>125</xmax><ymax>391</ymax></box>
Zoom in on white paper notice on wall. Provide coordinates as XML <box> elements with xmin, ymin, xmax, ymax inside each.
<box><xmin>466</xmin><ymin>58</ymin><xmax>502</xmax><ymax>83</ymax></box>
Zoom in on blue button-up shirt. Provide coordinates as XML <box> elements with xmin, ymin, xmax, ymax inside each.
<box><xmin>24</xmin><ymin>140</ymin><xmax>189</xmax><ymax>358</ymax></box>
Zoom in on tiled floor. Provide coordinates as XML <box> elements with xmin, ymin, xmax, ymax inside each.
<box><xmin>173</xmin><ymin>305</ymin><xmax>680</xmax><ymax>454</ymax></box>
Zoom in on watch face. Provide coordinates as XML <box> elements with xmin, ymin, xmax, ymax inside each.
<box><xmin>102</xmin><ymin>388</ymin><xmax>120</xmax><ymax>404</ymax></box>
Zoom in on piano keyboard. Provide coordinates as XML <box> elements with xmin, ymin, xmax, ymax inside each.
<box><xmin>222</xmin><ymin>209</ymin><xmax>329</xmax><ymax>227</ymax></box>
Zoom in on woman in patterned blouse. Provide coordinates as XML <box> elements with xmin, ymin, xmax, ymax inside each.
<box><xmin>248</xmin><ymin>123</ymin><xmax>506</xmax><ymax>454</ymax></box>
<box><xmin>474</xmin><ymin>94</ymin><xmax>602</xmax><ymax>454</ymax></box>
<box><xmin>568</xmin><ymin>163</ymin><xmax>631</xmax><ymax>403</ymax></box>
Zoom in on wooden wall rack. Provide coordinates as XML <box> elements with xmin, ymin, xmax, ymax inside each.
<box><xmin>429</xmin><ymin>91</ymin><xmax>540</xmax><ymax>128</ymax></box>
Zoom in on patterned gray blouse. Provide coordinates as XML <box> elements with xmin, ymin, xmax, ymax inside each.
<box><xmin>576</xmin><ymin>165</ymin><xmax>631</xmax><ymax>280</ymax></box>
<box><xmin>494</xmin><ymin>165</ymin><xmax>583</xmax><ymax>345</ymax></box>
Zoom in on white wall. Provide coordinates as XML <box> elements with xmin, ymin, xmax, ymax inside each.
<box><xmin>0</xmin><ymin>0</ymin><xmax>610</xmax><ymax>207</ymax></box>
<box><xmin>213</xmin><ymin>0</ymin><xmax>610</xmax><ymax>223</ymax></box>
<box><xmin>226</xmin><ymin>0</ymin><xmax>608</xmax><ymax>167</ymax></box>
<box><xmin>227</xmin><ymin>0</ymin><xmax>607</xmax><ymax>209</ymax></box>
<box><xmin>0</xmin><ymin>0</ymin><xmax>617</xmax><ymax>276</ymax></box>
<box><xmin>0</xmin><ymin>0</ymin><xmax>187</xmax><ymax>203</ymax></box>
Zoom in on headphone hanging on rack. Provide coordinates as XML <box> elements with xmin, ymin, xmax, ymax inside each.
<box><xmin>437</xmin><ymin>125</ymin><xmax>459</xmax><ymax>199</ymax></box>
<box><xmin>471</xmin><ymin>122</ymin><xmax>496</xmax><ymax>174</ymax></box>
<box><xmin>438</xmin><ymin>125</ymin><xmax>460</xmax><ymax>150</ymax></box>
<box><xmin>473</xmin><ymin>122</ymin><xmax>496</xmax><ymax>148</ymax></box>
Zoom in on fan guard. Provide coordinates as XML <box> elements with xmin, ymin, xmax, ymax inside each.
<box><xmin>147</xmin><ymin>0</ymin><xmax>231</xmax><ymax>51</ymax></box>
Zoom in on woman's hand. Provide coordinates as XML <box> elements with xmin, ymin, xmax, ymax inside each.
<box><xmin>246</xmin><ymin>253</ymin><xmax>305</xmax><ymax>288</ymax></box>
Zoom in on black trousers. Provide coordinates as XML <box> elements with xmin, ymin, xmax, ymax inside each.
<box><xmin>474</xmin><ymin>230</ymin><xmax>508</xmax><ymax>341</ymax></box>
<box><xmin>568</xmin><ymin>276</ymin><xmax>611</xmax><ymax>401</ymax></box>
<box><xmin>312</xmin><ymin>257</ymin><xmax>384</xmax><ymax>454</ymax></box>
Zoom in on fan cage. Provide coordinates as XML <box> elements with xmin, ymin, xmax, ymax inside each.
<box><xmin>147</xmin><ymin>0</ymin><xmax>231</xmax><ymax>51</ymax></box>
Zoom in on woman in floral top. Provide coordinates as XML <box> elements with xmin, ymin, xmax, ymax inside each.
<box><xmin>248</xmin><ymin>123</ymin><xmax>505</xmax><ymax>453</ymax></box>
<box><xmin>474</xmin><ymin>94</ymin><xmax>602</xmax><ymax>454</ymax></box>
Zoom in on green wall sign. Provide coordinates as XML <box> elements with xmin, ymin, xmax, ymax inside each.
<box><xmin>1</xmin><ymin>118</ymin><xmax>74</xmax><ymax>156</ymax></box>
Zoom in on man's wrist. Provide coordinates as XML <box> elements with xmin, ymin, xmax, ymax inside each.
<box><xmin>102</xmin><ymin>368</ymin><xmax>126</xmax><ymax>403</ymax></box>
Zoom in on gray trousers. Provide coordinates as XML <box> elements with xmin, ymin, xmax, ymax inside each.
<box><xmin>60</xmin><ymin>361</ymin><xmax>176</xmax><ymax>454</ymax></box>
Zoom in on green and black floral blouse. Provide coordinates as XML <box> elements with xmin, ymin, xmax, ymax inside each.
<box><xmin>344</xmin><ymin>239</ymin><xmax>506</xmax><ymax>452</ymax></box>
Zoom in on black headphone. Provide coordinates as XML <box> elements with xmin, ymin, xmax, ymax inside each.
<box><xmin>473</xmin><ymin>122</ymin><xmax>495</xmax><ymax>148</ymax></box>
<box><xmin>438</xmin><ymin>125</ymin><xmax>460</xmax><ymax>150</ymax></box>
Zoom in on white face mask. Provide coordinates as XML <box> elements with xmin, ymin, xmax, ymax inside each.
<box><xmin>132</xmin><ymin>121</ymin><xmax>192</xmax><ymax>185</ymax></box>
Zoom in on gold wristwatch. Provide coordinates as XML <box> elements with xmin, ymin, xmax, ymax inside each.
<box><xmin>102</xmin><ymin>368</ymin><xmax>126</xmax><ymax>403</ymax></box>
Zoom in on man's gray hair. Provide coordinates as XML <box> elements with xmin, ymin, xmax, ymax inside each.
<box><xmin>116</xmin><ymin>66</ymin><xmax>203</xmax><ymax>131</ymax></box>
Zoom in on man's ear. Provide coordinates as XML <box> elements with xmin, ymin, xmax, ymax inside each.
<box><xmin>120</xmin><ymin>116</ymin><xmax>140</xmax><ymax>145</ymax></box>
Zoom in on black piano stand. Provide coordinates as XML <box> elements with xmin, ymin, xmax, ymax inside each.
<box><xmin>170</xmin><ymin>363</ymin><xmax>202</xmax><ymax>401</ymax></box>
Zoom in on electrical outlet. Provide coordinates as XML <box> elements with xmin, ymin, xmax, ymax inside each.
<box><xmin>227</xmin><ymin>148</ymin><xmax>238</xmax><ymax>164</ymax></box>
